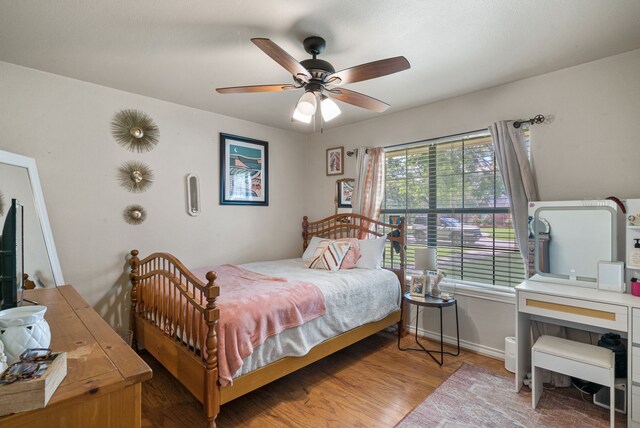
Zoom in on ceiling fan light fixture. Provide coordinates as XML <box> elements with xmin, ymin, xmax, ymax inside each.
<box><xmin>216</xmin><ymin>37</ymin><xmax>411</xmax><ymax>127</ymax></box>
<box><xmin>321</xmin><ymin>96</ymin><xmax>341</xmax><ymax>122</ymax></box>
<box><xmin>292</xmin><ymin>108</ymin><xmax>313</xmax><ymax>124</ymax></box>
<box><xmin>296</xmin><ymin>91</ymin><xmax>317</xmax><ymax>115</ymax></box>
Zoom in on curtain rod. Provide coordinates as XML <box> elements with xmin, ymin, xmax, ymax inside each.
<box><xmin>346</xmin><ymin>148</ymin><xmax>370</xmax><ymax>157</ymax></box>
<box><xmin>347</xmin><ymin>116</ymin><xmax>544</xmax><ymax>156</ymax></box>
<box><xmin>513</xmin><ymin>114</ymin><xmax>545</xmax><ymax>129</ymax></box>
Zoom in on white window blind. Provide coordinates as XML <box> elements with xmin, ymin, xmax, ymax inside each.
<box><xmin>383</xmin><ymin>130</ymin><xmax>526</xmax><ymax>287</ymax></box>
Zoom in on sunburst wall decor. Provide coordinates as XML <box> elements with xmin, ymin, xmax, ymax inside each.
<box><xmin>118</xmin><ymin>161</ymin><xmax>154</xmax><ymax>193</ymax></box>
<box><xmin>123</xmin><ymin>205</ymin><xmax>147</xmax><ymax>225</ymax></box>
<box><xmin>111</xmin><ymin>109</ymin><xmax>159</xmax><ymax>153</ymax></box>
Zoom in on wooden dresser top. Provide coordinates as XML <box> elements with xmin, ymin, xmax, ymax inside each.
<box><xmin>1</xmin><ymin>285</ymin><xmax>152</xmax><ymax>418</ymax></box>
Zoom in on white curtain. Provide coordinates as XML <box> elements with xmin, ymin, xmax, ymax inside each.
<box><xmin>352</xmin><ymin>146</ymin><xmax>385</xmax><ymax>236</ymax></box>
<box><xmin>489</xmin><ymin>121</ymin><xmax>569</xmax><ymax>387</ymax></box>
<box><xmin>488</xmin><ymin>121</ymin><xmax>538</xmax><ymax>262</ymax></box>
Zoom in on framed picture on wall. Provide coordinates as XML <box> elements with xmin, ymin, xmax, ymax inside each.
<box><xmin>326</xmin><ymin>146</ymin><xmax>344</xmax><ymax>176</ymax></box>
<box><xmin>337</xmin><ymin>178</ymin><xmax>354</xmax><ymax>208</ymax></box>
<box><xmin>219</xmin><ymin>133</ymin><xmax>268</xmax><ymax>206</ymax></box>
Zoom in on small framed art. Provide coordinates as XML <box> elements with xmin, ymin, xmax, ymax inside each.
<box><xmin>220</xmin><ymin>133</ymin><xmax>268</xmax><ymax>206</ymax></box>
<box><xmin>410</xmin><ymin>275</ymin><xmax>428</xmax><ymax>298</ymax></box>
<box><xmin>388</xmin><ymin>215</ymin><xmax>401</xmax><ymax>225</ymax></box>
<box><xmin>326</xmin><ymin>146</ymin><xmax>344</xmax><ymax>176</ymax></box>
<box><xmin>336</xmin><ymin>178</ymin><xmax>354</xmax><ymax>208</ymax></box>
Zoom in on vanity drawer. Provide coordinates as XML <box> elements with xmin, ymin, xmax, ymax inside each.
<box><xmin>633</xmin><ymin>308</ymin><xmax>640</xmax><ymax>344</ymax></box>
<box><xmin>633</xmin><ymin>384</ymin><xmax>640</xmax><ymax>422</ymax></box>
<box><xmin>634</xmin><ymin>346</ymin><xmax>640</xmax><ymax>383</ymax></box>
<box><xmin>518</xmin><ymin>291</ymin><xmax>628</xmax><ymax>332</ymax></box>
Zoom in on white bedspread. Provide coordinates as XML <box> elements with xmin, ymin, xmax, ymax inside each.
<box><xmin>232</xmin><ymin>258</ymin><xmax>401</xmax><ymax>379</ymax></box>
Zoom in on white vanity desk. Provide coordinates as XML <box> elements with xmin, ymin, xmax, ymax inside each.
<box><xmin>516</xmin><ymin>279</ymin><xmax>640</xmax><ymax>426</ymax></box>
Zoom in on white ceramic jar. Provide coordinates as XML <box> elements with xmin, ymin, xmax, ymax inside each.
<box><xmin>0</xmin><ymin>306</ymin><xmax>51</xmax><ymax>364</ymax></box>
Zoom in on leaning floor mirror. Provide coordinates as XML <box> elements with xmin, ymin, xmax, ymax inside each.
<box><xmin>0</xmin><ymin>149</ymin><xmax>64</xmax><ymax>288</ymax></box>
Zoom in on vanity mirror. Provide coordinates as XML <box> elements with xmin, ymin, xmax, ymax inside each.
<box><xmin>0</xmin><ymin>150</ymin><xmax>64</xmax><ymax>287</ymax></box>
<box><xmin>529</xmin><ymin>200</ymin><xmax>623</xmax><ymax>287</ymax></box>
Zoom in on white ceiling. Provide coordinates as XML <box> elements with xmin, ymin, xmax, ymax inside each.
<box><xmin>1</xmin><ymin>0</ymin><xmax>640</xmax><ymax>134</ymax></box>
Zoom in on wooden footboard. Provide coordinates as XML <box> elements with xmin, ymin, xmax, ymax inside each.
<box><xmin>129</xmin><ymin>250</ymin><xmax>220</xmax><ymax>427</ymax></box>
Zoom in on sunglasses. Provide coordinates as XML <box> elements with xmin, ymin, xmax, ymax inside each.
<box><xmin>0</xmin><ymin>348</ymin><xmax>53</xmax><ymax>384</ymax></box>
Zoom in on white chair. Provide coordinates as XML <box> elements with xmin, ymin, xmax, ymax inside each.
<box><xmin>531</xmin><ymin>335</ymin><xmax>615</xmax><ymax>427</ymax></box>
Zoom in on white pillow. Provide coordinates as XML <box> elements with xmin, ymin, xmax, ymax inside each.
<box><xmin>302</xmin><ymin>236</ymin><xmax>325</xmax><ymax>261</ymax></box>
<box><xmin>355</xmin><ymin>236</ymin><xmax>387</xmax><ymax>269</ymax></box>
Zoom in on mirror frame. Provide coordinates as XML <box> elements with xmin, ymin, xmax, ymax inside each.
<box><xmin>0</xmin><ymin>150</ymin><xmax>64</xmax><ymax>285</ymax></box>
<box><xmin>530</xmin><ymin>200</ymin><xmax>620</xmax><ymax>288</ymax></box>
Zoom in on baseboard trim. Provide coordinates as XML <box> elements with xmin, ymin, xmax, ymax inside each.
<box><xmin>409</xmin><ymin>326</ymin><xmax>505</xmax><ymax>360</ymax></box>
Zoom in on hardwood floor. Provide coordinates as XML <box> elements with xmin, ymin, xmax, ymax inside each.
<box><xmin>141</xmin><ymin>332</ymin><xmax>507</xmax><ymax>427</ymax></box>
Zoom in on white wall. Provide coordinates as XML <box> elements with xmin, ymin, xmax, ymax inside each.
<box><xmin>2</xmin><ymin>47</ymin><xmax>639</xmax><ymax>355</ymax></box>
<box><xmin>305</xmin><ymin>48</ymin><xmax>640</xmax><ymax>355</ymax></box>
<box><xmin>0</xmin><ymin>61</ymin><xmax>307</xmax><ymax>328</ymax></box>
<box><xmin>410</xmin><ymin>290</ymin><xmax>514</xmax><ymax>359</ymax></box>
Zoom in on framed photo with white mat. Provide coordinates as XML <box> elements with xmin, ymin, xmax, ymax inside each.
<box><xmin>410</xmin><ymin>275</ymin><xmax>428</xmax><ymax>298</ymax></box>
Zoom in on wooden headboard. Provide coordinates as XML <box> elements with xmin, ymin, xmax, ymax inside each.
<box><xmin>302</xmin><ymin>213</ymin><xmax>406</xmax><ymax>289</ymax></box>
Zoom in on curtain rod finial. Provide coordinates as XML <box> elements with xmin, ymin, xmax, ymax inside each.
<box><xmin>513</xmin><ymin>114</ymin><xmax>546</xmax><ymax>129</ymax></box>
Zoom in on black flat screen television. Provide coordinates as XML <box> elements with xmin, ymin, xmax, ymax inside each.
<box><xmin>0</xmin><ymin>198</ymin><xmax>24</xmax><ymax>309</ymax></box>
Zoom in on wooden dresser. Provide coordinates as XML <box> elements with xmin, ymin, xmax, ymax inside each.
<box><xmin>0</xmin><ymin>286</ymin><xmax>152</xmax><ymax>427</ymax></box>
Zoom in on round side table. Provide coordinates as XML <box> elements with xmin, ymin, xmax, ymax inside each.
<box><xmin>398</xmin><ymin>292</ymin><xmax>460</xmax><ymax>365</ymax></box>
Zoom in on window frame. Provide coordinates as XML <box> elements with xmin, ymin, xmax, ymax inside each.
<box><xmin>383</xmin><ymin>129</ymin><xmax>526</xmax><ymax>288</ymax></box>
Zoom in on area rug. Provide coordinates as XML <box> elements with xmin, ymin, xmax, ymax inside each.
<box><xmin>395</xmin><ymin>363</ymin><xmax>623</xmax><ymax>427</ymax></box>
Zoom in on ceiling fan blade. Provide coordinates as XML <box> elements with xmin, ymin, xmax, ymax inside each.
<box><xmin>327</xmin><ymin>56</ymin><xmax>410</xmax><ymax>85</ymax></box>
<box><xmin>328</xmin><ymin>88</ymin><xmax>390</xmax><ymax>113</ymax></box>
<box><xmin>251</xmin><ymin>38</ymin><xmax>312</xmax><ymax>82</ymax></box>
<box><xmin>216</xmin><ymin>84</ymin><xmax>297</xmax><ymax>94</ymax></box>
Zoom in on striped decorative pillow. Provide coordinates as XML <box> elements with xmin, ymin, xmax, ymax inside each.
<box><xmin>336</xmin><ymin>238</ymin><xmax>361</xmax><ymax>269</ymax></box>
<box><xmin>304</xmin><ymin>240</ymin><xmax>351</xmax><ymax>271</ymax></box>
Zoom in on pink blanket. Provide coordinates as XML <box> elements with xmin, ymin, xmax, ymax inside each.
<box><xmin>193</xmin><ymin>265</ymin><xmax>326</xmax><ymax>386</ymax></box>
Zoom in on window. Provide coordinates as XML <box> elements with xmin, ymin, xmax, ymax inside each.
<box><xmin>383</xmin><ymin>130</ymin><xmax>526</xmax><ymax>287</ymax></box>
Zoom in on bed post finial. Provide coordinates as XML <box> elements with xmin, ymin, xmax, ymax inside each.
<box><xmin>129</xmin><ymin>249</ymin><xmax>140</xmax><ymax>349</ymax></box>
<box><xmin>302</xmin><ymin>216</ymin><xmax>310</xmax><ymax>251</ymax></box>
<box><xmin>396</xmin><ymin>218</ymin><xmax>408</xmax><ymax>337</ymax></box>
<box><xmin>204</xmin><ymin>270</ymin><xmax>220</xmax><ymax>427</ymax></box>
<box><xmin>398</xmin><ymin>217</ymin><xmax>406</xmax><ymax>274</ymax></box>
<box><xmin>204</xmin><ymin>271</ymin><xmax>219</xmax><ymax>364</ymax></box>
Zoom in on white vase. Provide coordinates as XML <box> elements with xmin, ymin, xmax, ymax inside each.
<box><xmin>431</xmin><ymin>280</ymin><xmax>441</xmax><ymax>297</ymax></box>
<box><xmin>0</xmin><ymin>306</ymin><xmax>51</xmax><ymax>364</ymax></box>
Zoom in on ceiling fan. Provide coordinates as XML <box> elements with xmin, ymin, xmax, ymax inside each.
<box><xmin>215</xmin><ymin>36</ymin><xmax>410</xmax><ymax>123</ymax></box>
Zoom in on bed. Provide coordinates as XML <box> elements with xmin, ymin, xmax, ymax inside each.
<box><xmin>128</xmin><ymin>213</ymin><xmax>406</xmax><ymax>427</ymax></box>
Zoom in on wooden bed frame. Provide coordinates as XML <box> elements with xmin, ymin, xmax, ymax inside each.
<box><xmin>128</xmin><ymin>213</ymin><xmax>405</xmax><ymax>427</ymax></box>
